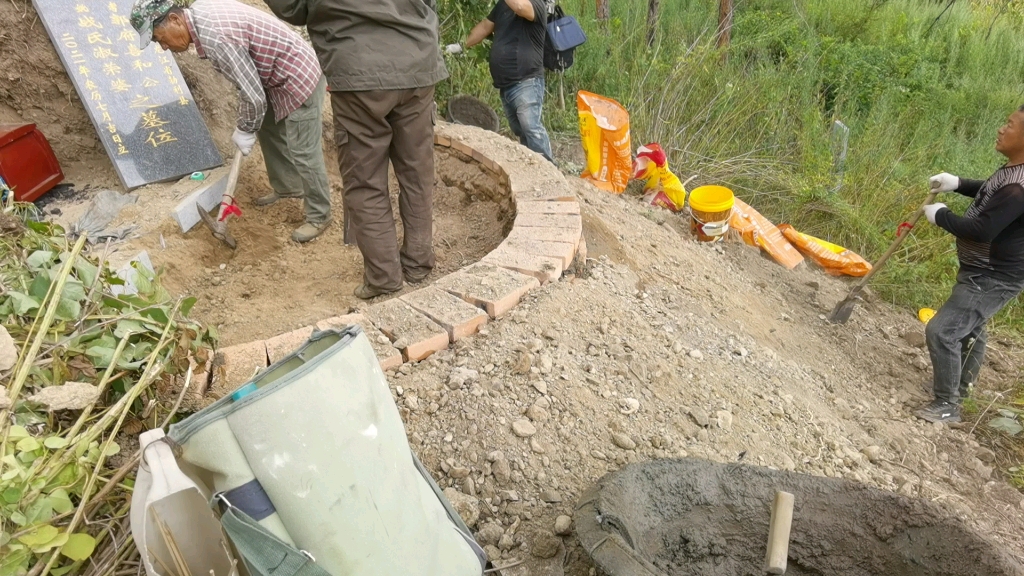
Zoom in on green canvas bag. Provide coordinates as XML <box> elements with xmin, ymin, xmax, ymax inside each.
<box><xmin>143</xmin><ymin>326</ymin><xmax>484</xmax><ymax>576</ymax></box>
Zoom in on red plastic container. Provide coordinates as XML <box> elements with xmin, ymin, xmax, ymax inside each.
<box><xmin>0</xmin><ymin>124</ymin><xmax>64</xmax><ymax>202</ymax></box>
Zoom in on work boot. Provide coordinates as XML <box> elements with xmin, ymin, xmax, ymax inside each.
<box><xmin>291</xmin><ymin>218</ymin><xmax>332</xmax><ymax>243</ymax></box>
<box><xmin>353</xmin><ymin>282</ymin><xmax>403</xmax><ymax>300</ymax></box>
<box><xmin>914</xmin><ymin>400</ymin><xmax>961</xmax><ymax>424</ymax></box>
<box><xmin>254</xmin><ymin>191</ymin><xmax>301</xmax><ymax>206</ymax></box>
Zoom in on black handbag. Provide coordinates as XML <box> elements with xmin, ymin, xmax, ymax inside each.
<box><xmin>544</xmin><ymin>5</ymin><xmax>586</xmax><ymax>72</ymax></box>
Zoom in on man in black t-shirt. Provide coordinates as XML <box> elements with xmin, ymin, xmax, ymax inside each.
<box><xmin>464</xmin><ymin>0</ymin><xmax>554</xmax><ymax>162</ymax></box>
<box><xmin>916</xmin><ymin>106</ymin><xmax>1024</xmax><ymax>423</ymax></box>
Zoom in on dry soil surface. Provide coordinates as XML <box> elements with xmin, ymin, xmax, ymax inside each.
<box><xmin>384</xmin><ymin>178</ymin><xmax>1024</xmax><ymax>575</ymax></box>
<box><xmin>7</xmin><ymin>1</ymin><xmax>1024</xmax><ymax>572</ymax></box>
<box><xmin>130</xmin><ymin>152</ymin><xmax>510</xmax><ymax>346</ymax></box>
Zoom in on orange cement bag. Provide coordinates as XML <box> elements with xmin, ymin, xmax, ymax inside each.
<box><xmin>578</xmin><ymin>91</ymin><xmax>631</xmax><ymax>193</ymax></box>
<box><xmin>778</xmin><ymin>224</ymin><xmax>872</xmax><ymax>277</ymax></box>
<box><xmin>729</xmin><ymin>198</ymin><xmax>804</xmax><ymax>270</ymax></box>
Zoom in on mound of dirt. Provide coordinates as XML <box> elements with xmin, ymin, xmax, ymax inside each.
<box><xmin>0</xmin><ymin>0</ymin><xmax>321</xmax><ymax>191</ymax></box>
<box><xmin>380</xmin><ymin>177</ymin><xmax>1024</xmax><ymax>575</ymax></box>
<box><xmin>576</xmin><ymin>458</ymin><xmax>1024</xmax><ymax>576</ymax></box>
<box><xmin>0</xmin><ymin>0</ymin><xmax>237</xmax><ymax>186</ymax></box>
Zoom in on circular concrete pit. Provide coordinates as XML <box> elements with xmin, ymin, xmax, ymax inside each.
<box><xmin>575</xmin><ymin>458</ymin><xmax>1024</xmax><ymax>576</ymax></box>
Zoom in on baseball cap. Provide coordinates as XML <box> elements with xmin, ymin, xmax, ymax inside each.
<box><xmin>130</xmin><ymin>0</ymin><xmax>177</xmax><ymax>50</ymax></box>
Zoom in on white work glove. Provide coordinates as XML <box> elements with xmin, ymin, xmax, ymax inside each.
<box><xmin>923</xmin><ymin>203</ymin><xmax>947</xmax><ymax>224</ymax></box>
<box><xmin>444</xmin><ymin>43</ymin><xmax>463</xmax><ymax>54</ymax></box>
<box><xmin>929</xmin><ymin>172</ymin><xmax>960</xmax><ymax>193</ymax></box>
<box><xmin>232</xmin><ymin>128</ymin><xmax>257</xmax><ymax>156</ymax></box>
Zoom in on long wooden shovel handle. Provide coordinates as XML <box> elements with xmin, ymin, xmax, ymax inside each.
<box><xmin>216</xmin><ymin>150</ymin><xmax>244</xmax><ymax>220</ymax></box>
<box><xmin>225</xmin><ymin>149</ymin><xmax>243</xmax><ymax>197</ymax></box>
<box><xmin>848</xmin><ymin>190</ymin><xmax>940</xmax><ymax>292</ymax></box>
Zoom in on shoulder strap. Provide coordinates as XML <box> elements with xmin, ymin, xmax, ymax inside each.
<box><xmin>218</xmin><ymin>504</ymin><xmax>333</xmax><ymax>576</ymax></box>
<box><xmin>554</xmin><ymin>5</ymin><xmax>565</xmax><ymax>19</ymax></box>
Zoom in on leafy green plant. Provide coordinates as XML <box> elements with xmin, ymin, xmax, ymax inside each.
<box><xmin>989</xmin><ymin>408</ymin><xmax>1024</xmax><ymax>436</ymax></box>
<box><xmin>0</xmin><ymin>204</ymin><xmax>214</xmax><ymax>576</ymax></box>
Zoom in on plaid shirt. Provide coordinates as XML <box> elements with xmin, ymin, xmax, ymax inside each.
<box><xmin>185</xmin><ymin>0</ymin><xmax>322</xmax><ymax>133</ymax></box>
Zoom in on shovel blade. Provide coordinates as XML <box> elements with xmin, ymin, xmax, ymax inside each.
<box><xmin>827</xmin><ymin>298</ymin><xmax>857</xmax><ymax>324</ymax></box>
<box><xmin>196</xmin><ymin>205</ymin><xmax>237</xmax><ymax>249</ymax></box>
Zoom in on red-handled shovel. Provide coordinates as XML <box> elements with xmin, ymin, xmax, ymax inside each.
<box><xmin>828</xmin><ymin>190</ymin><xmax>939</xmax><ymax>324</ymax></box>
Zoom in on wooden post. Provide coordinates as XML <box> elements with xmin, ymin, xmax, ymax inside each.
<box><xmin>764</xmin><ymin>491</ymin><xmax>795</xmax><ymax>574</ymax></box>
<box><xmin>596</xmin><ymin>0</ymin><xmax>610</xmax><ymax>22</ymax></box>
<box><xmin>717</xmin><ymin>0</ymin><xmax>733</xmax><ymax>60</ymax></box>
<box><xmin>646</xmin><ymin>0</ymin><xmax>660</xmax><ymax>48</ymax></box>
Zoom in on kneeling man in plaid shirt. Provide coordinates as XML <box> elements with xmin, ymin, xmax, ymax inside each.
<box><xmin>131</xmin><ymin>0</ymin><xmax>332</xmax><ymax>243</ymax></box>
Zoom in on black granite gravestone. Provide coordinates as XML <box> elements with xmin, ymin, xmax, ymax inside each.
<box><xmin>33</xmin><ymin>0</ymin><xmax>223</xmax><ymax>190</ymax></box>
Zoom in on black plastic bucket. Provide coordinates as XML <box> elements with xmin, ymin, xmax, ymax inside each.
<box><xmin>446</xmin><ymin>95</ymin><xmax>500</xmax><ymax>132</ymax></box>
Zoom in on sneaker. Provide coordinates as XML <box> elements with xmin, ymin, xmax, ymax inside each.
<box><xmin>353</xmin><ymin>282</ymin><xmax>402</xmax><ymax>300</ymax></box>
<box><xmin>914</xmin><ymin>400</ymin><xmax>961</xmax><ymax>424</ymax></box>
<box><xmin>291</xmin><ymin>218</ymin><xmax>332</xmax><ymax>243</ymax></box>
<box><xmin>254</xmin><ymin>191</ymin><xmax>301</xmax><ymax>206</ymax></box>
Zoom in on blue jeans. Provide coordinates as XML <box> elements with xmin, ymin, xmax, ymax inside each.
<box><xmin>926</xmin><ymin>270</ymin><xmax>1024</xmax><ymax>404</ymax></box>
<box><xmin>499</xmin><ymin>77</ymin><xmax>554</xmax><ymax>163</ymax></box>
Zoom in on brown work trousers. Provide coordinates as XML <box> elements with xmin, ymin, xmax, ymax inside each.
<box><xmin>330</xmin><ymin>87</ymin><xmax>436</xmax><ymax>291</ymax></box>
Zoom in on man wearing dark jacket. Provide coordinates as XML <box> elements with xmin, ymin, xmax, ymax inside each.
<box><xmin>917</xmin><ymin>106</ymin><xmax>1024</xmax><ymax>423</ymax></box>
<box><xmin>465</xmin><ymin>0</ymin><xmax>554</xmax><ymax>163</ymax></box>
<box><xmin>265</xmin><ymin>0</ymin><xmax>448</xmax><ymax>298</ymax></box>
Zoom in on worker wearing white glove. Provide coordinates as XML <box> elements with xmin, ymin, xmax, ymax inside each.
<box><xmin>929</xmin><ymin>172</ymin><xmax>960</xmax><ymax>193</ymax></box>
<box><xmin>232</xmin><ymin>128</ymin><xmax>257</xmax><ymax>156</ymax></box>
<box><xmin>923</xmin><ymin>202</ymin><xmax>948</xmax><ymax>224</ymax></box>
<box><xmin>444</xmin><ymin>43</ymin><xmax>463</xmax><ymax>54</ymax></box>
<box><xmin>913</xmin><ymin>106</ymin><xmax>1024</xmax><ymax>427</ymax></box>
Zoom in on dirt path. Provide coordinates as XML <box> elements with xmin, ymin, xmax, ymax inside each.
<box><xmin>384</xmin><ymin>178</ymin><xmax>1024</xmax><ymax>575</ymax></box>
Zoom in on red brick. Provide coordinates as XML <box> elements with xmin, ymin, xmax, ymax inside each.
<box><xmin>482</xmin><ymin>247</ymin><xmax>563</xmax><ymax>284</ymax></box>
<box><xmin>508</xmin><ymin>170</ymin><xmax>576</xmax><ymax>201</ymax></box>
<box><xmin>365</xmin><ymin>299</ymin><xmax>450</xmax><ymax>362</ymax></box>
<box><xmin>502</xmin><ymin>238</ymin><xmax>577</xmax><ymax>269</ymax></box>
<box><xmin>400</xmin><ymin>287</ymin><xmax>488</xmax><ymax>341</ymax></box>
<box><xmin>452</xmin><ymin>139</ymin><xmax>475</xmax><ymax>158</ymax></box>
<box><xmin>505</xmin><ymin>226</ymin><xmax>582</xmax><ymax>249</ymax></box>
<box><xmin>516</xmin><ymin>200</ymin><xmax>580</xmax><ymax>215</ymax></box>
<box><xmin>316</xmin><ymin>314</ymin><xmax>403</xmax><ymax>371</ymax></box>
<box><xmin>470</xmin><ymin>148</ymin><xmax>489</xmax><ymax>165</ymax></box>
<box><xmin>434</xmin><ymin>264</ymin><xmax>540</xmax><ymax>319</ymax></box>
<box><xmin>264</xmin><ymin>326</ymin><xmax>314</xmax><ymax>364</ymax></box>
<box><xmin>210</xmin><ymin>340</ymin><xmax>268</xmax><ymax>395</ymax></box>
<box><xmin>513</xmin><ymin>212</ymin><xmax>583</xmax><ymax>232</ymax></box>
<box><xmin>514</xmin><ymin>187</ymin><xmax>576</xmax><ymax>202</ymax></box>
<box><xmin>188</xmin><ymin>352</ymin><xmax>214</xmax><ymax>397</ymax></box>
<box><xmin>487</xmin><ymin>158</ymin><xmax>503</xmax><ymax>175</ymax></box>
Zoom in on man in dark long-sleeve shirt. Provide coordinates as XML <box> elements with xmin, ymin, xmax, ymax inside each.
<box><xmin>916</xmin><ymin>107</ymin><xmax>1024</xmax><ymax>423</ymax></box>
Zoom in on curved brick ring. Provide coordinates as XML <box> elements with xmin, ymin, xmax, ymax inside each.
<box><xmin>205</xmin><ymin>121</ymin><xmax>584</xmax><ymax>394</ymax></box>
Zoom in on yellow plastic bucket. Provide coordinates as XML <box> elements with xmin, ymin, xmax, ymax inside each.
<box><xmin>918</xmin><ymin>308</ymin><xmax>936</xmax><ymax>324</ymax></box>
<box><xmin>688</xmin><ymin>185</ymin><xmax>735</xmax><ymax>242</ymax></box>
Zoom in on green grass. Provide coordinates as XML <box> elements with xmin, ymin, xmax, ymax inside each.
<box><xmin>436</xmin><ymin>0</ymin><xmax>1024</xmax><ymax>332</ymax></box>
